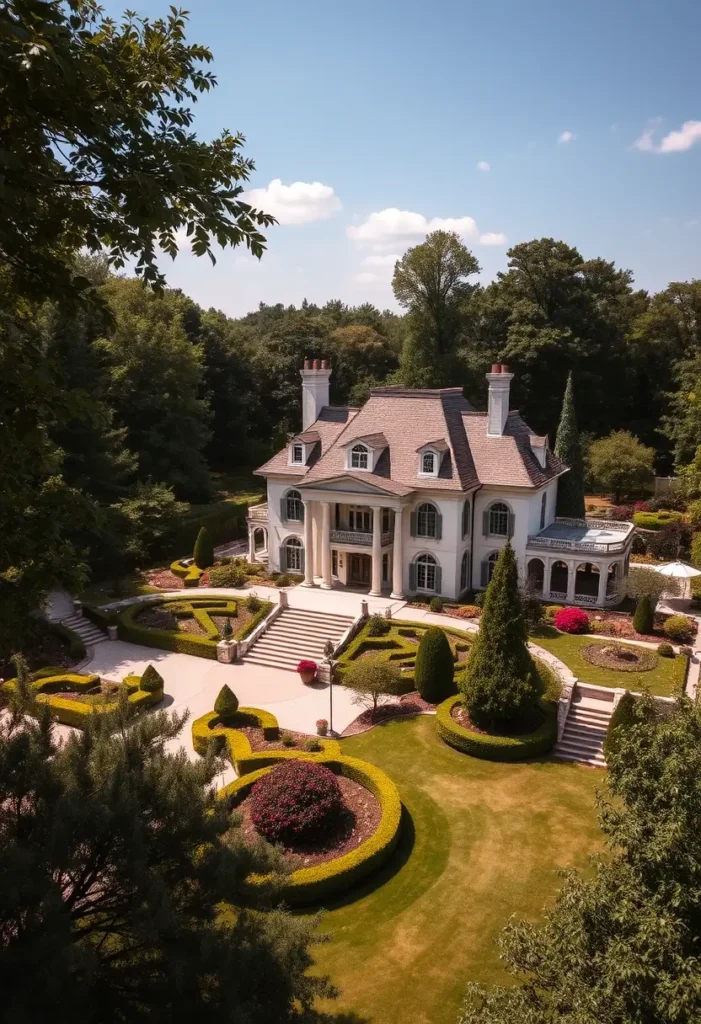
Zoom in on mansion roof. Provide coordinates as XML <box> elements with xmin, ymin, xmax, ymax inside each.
<box><xmin>256</xmin><ymin>386</ymin><xmax>566</xmax><ymax>493</ymax></box>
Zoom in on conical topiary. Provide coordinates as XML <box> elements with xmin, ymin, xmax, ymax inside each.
<box><xmin>632</xmin><ymin>594</ymin><xmax>654</xmax><ymax>635</ymax></box>
<box><xmin>414</xmin><ymin>626</ymin><xmax>456</xmax><ymax>703</ymax></box>
<box><xmin>193</xmin><ymin>526</ymin><xmax>214</xmax><ymax>569</ymax></box>
<box><xmin>554</xmin><ymin>372</ymin><xmax>586</xmax><ymax>518</ymax></box>
<box><xmin>461</xmin><ymin>543</ymin><xmax>542</xmax><ymax>729</ymax></box>
<box><xmin>139</xmin><ymin>664</ymin><xmax>164</xmax><ymax>693</ymax></box>
<box><xmin>223</xmin><ymin>617</ymin><xmax>233</xmax><ymax>640</ymax></box>
<box><xmin>214</xmin><ymin>684</ymin><xmax>239</xmax><ymax>722</ymax></box>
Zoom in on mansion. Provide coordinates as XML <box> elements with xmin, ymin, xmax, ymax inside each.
<box><xmin>247</xmin><ymin>360</ymin><xmax>634</xmax><ymax>606</ymax></box>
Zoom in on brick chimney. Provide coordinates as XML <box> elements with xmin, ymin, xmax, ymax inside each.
<box><xmin>300</xmin><ymin>357</ymin><xmax>331</xmax><ymax>429</ymax></box>
<box><xmin>486</xmin><ymin>363</ymin><xmax>514</xmax><ymax>437</ymax></box>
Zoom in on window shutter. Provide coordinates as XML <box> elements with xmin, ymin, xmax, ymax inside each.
<box><xmin>409</xmin><ymin>562</ymin><xmax>417</xmax><ymax>592</ymax></box>
<box><xmin>434</xmin><ymin>565</ymin><xmax>442</xmax><ymax>594</ymax></box>
<box><xmin>482</xmin><ymin>510</ymin><xmax>490</xmax><ymax>536</ymax></box>
<box><xmin>435</xmin><ymin>511</ymin><xmax>442</xmax><ymax>540</ymax></box>
<box><xmin>299</xmin><ymin>502</ymin><xmax>305</xmax><ymax>523</ymax></box>
<box><xmin>480</xmin><ymin>560</ymin><xmax>489</xmax><ymax>587</ymax></box>
<box><xmin>280</xmin><ymin>545</ymin><xmax>287</xmax><ymax>572</ymax></box>
<box><xmin>410</xmin><ymin>509</ymin><xmax>417</xmax><ymax>537</ymax></box>
<box><xmin>280</xmin><ymin>497</ymin><xmax>287</xmax><ymax>523</ymax></box>
<box><xmin>300</xmin><ymin>547</ymin><xmax>305</xmax><ymax>574</ymax></box>
<box><xmin>507</xmin><ymin>512</ymin><xmax>515</xmax><ymax>538</ymax></box>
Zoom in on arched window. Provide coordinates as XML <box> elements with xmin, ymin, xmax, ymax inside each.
<box><xmin>540</xmin><ymin>492</ymin><xmax>547</xmax><ymax>530</ymax></box>
<box><xmin>488</xmin><ymin>501</ymin><xmax>510</xmax><ymax>537</ymax></box>
<box><xmin>285</xmin><ymin>489</ymin><xmax>302</xmax><ymax>522</ymax></box>
<box><xmin>462</xmin><ymin>500</ymin><xmax>471</xmax><ymax>539</ymax></box>
<box><xmin>417</xmin><ymin>502</ymin><xmax>438</xmax><ymax>538</ymax></box>
<box><xmin>422</xmin><ymin>451</ymin><xmax>435</xmax><ymax>474</ymax></box>
<box><xmin>415</xmin><ymin>553</ymin><xmax>438</xmax><ymax>592</ymax></box>
<box><xmin>460</xmin><ymin>551</ymin><xmax>469</xmax><ymax>592</ymax></box>
<box><xmin>351</xmin><ymin>444</ymin><xmax>369</xmax><ymax>470</ymax></box>
<box><xmin>283</xmin><ymin>536</ymin><xmax>303</xmax><ymax>572</ymax></box>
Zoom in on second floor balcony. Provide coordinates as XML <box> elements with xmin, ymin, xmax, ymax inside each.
<box><xmin>527</xmin><ymin>516</ymin><xmax>634</xmax><ymax>555</ymax></box>
<box><xmin>330</xmin><ymin>528</ymin><xmax>393</xmax><ymax>547</ymax></box>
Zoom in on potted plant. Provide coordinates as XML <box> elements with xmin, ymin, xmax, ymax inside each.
<box><xmin>316</xmin><ymin>718</ymin><xmax>329</xmax><ymax>736</ymax></box>
<box><xmin>297</xmin><ymin>659</ymin><xmax>318</xmax><ymax>684</ymax></box>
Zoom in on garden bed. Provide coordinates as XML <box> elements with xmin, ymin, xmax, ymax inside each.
<box><xmin>341</xmin><ymin>693</ymin><xmax>435</xmax><ymax>736</ymax></box>
<box><xmin>582</xmin><ymin>642</ymin><xmax>657</xmax><ymax>673</ymax></box>
<box><xmin>437</xmin><ymin>695</ymin><xmax>558</xmax><ymax>761</ymax></box>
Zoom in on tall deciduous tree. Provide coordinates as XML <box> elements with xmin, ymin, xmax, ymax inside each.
<box><xmin>458</xmin><ymin>693</ymin><xmax>701</xmax><ymax>1024</ymax></box>
<box><xmin>554</xmin><ymin>372</ymin><xmax>585</xmax><ymax>517</ymax></box>
<box><xmin>588</xmin><ymin>430</ymin><xmax>655</xmax><ymax>503</ymax></box>
<box><xmin>461</xmin><ymin>544</ymin><xmax>541</xmax><ymax>728</ymax></box>
<box><xmin>0</xmin><ymin>683</ymin><xmax>334</xmax><ymax>1020</ymax></box>
<box><xmin>393</xmin><ymin>231</ymin><xmax>480</xmax><ymax>386</ymax></box>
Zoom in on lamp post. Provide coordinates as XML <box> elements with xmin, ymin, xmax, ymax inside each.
<box><xmin>323</xmin><ymin>639</ymin><xmax>335</xmax><ymax>737</ymax></box>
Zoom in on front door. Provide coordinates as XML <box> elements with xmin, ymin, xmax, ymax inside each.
<box><xmin>349</xmin><ymin>553</ymin><xmax>371</xmax><ymax>587</ymax></box>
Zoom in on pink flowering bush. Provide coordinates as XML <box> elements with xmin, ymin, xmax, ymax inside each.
<box><xmin>250</xmin><ymin>760</ymin><xmax>343</xmax><ymax>844</ymax></box>
<box><xmin>553</xmin><ymin>606</ymin><xmax>590</xmax><ymax>634</ymax></box>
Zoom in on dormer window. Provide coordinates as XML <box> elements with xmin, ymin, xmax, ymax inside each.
<box><xmin>422</xmin><ymin>452</ymin><xmax>435</xmax><ymax>474</ymax></box>
<box><xmin>416</xmin><ymin>440</ymin><xmax>446</xmax><ymax>477</ymax></box>
<box><xmin>350</xmin><ymin>444</ymin><xmax>369</xmax><ymax>470</ymax></box>
<box><xmin>291</xmin><ymin>444</ymin><xmax>304</xmax><ymax>464</ymax></box>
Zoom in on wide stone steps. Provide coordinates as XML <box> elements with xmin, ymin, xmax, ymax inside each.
<box><xmin>555</xmin><ymin>700</ymin><xmax>612</xmax><ymax>768</ymax></box>
<box><xmin>61</xmin><ymin>613</ymin><xmax>108</xmax><ymax>647</ymax></box>
<box><xmin>244</xmin><ymin>608</ymin><xmax>354</xmax><ymax>672</ymax></box>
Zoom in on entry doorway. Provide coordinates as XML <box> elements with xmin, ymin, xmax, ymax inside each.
<box><xmin>348</xmin><ymin>553</ymin><xmax>371</xmax><ymax>587</ymax></box>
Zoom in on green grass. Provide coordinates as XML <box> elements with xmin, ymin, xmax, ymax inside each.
<box><xmin>308</xmin><ymin>717</ymin><xmax>602</xmax><ymax>1024</ymax></box>
<box><xmin>531</xmin><ymin>627</ymin><xmax>687</xmax><ymax>697</ymax></box>
<box><xmin>80</xmin><ymin>575</ymin><xmax>162</xmax><ymax>606</ymax></box>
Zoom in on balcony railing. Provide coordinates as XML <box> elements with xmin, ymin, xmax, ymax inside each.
<box><xmin>329</xmin><ymin>529</ymin><xmax>393</xmax><ymax>547</ymax></box>
<box><xmin>527</xmin><ymin>535</ymin><xmax>629</xmax><ymax>554</ymax></box>
<box><xmin>247</xmin><ymin>502</ymin><xmax>268</xmax><ymax>522</ymax></box>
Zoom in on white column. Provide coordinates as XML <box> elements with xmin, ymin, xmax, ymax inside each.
<box><xmin>566</xmin><ymin>560</ymin><xmax>577</xmax><ymax>603</ymax></box>
<box><xmin>248</xmin><ymin>526</ymin><xmax>255</xmax><ymax>563</ymax></box>
<box><xmin>597</xmin><ymin>562</ymin><xmax>609</xmax><ymax>607</ymax></box>
<box><xmin>369</xmin><ymin>506</ymin><xmax>382</xmax><ymax>596</ymax></box>
<box><xmin>302</xmin><ymin>500</ymin><xmax>314</xmax><ymax>586</ymax></box>
<box><xmin>312</xmin><ymin>511</ymin><xmax>319</xmax><ymax>582</ymax></box>
<box><xmin>321</xmin><ymin>502</ymin><xmax>332</xmax><ymax>589</ymax></box>
<box><xmin>391</xmin><ymin>507</ymin><xmax>404</xmax><ymax>598</ymax></box>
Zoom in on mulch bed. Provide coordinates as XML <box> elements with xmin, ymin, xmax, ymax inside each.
<box><xmin>341</xmin><ymin>693</ymin><xmax>436</xmax><ymax>737</ymax></box>
<box><xmin>135</xmin><ymin>607</ymin><xmax>178</xmax><ymax>631</ymax></box>
<box><xmin>51</xmin><ymin>681</ymin><xmax>124</xmax><ymax>704</ymax></box>
<box><xmin>144</xmin><ymin>568</ymin><xmax>185</xmax><ymax>589</ymax></box>
<box><xmin>582</xmin><ymin>642</ymin><xmax>656</xmax><ymax>673</ymax></box>
<box><xmin>588</xmin><ymin>610</ymin><xmax>678</xmax><ymax>644</ymax></box>
<box><xmin>234</xmin><ymin>774</ymin><xmax>381</xmax><ymax>867</ymax></box>
<box><xmin>232</xmin><ymin>724</ymin><xmax>323</xmax><ymax>753</ymax></box>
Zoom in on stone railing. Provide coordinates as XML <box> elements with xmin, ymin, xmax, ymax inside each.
<box><xmin>329</xmin><ymin>529</ymin><xmax>393</xmax><ymax>547</ymax></box>
<box><xmin>247</xmin><ymin>502</ymin><xmax>268</xmax><ymax>522</ymax></box>
<box><xmin>527</xmin><ymin>534</ymin><xmax>629</xmax><ymax>554</ymax></box>
<box><xmin>555</xmin><ymin>516</ymin><xmax>631</xmax><ymax>532</ymax></box>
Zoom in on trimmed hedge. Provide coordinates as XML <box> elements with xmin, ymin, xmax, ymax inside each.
<box><xmin>219</xmin><ymin>754</ymin><xmax>402</xmax><ymax>906</ymax></box>
<box><xmin>117</xmin><ymin>596</ymin><xmax>273</xmax><ymax>658</ymax></box>
<box><xmin>82</xmin><ymin>603</ymin><xmax>118</xmax><ymax>630</ymax></box>
<box><xmin>633</xmin><ymin>510</ymin><xmax>683</xmax><ymax>531</ymax></box>
<box><xmin>3</xmin><ymin>671</ymin><xmax>164</xmax><ymax>728</ymax></box>
<box><xmin>436</xmin><ymin>695</ymin><xmax>558</xmax><ymax>761</ymax></box>
<box><xmin>170</xmin><ymin>558</ymin><xmax>203</xmax><ymax>587</ymax></box>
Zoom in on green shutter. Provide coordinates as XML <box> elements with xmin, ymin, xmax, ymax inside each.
<box><xmin>280</xmin><ymin>545</ymin><xmax>287</xmax><ymax>572</ymax></box>
<box><xmin>482</xmin><ymin>509</ymin><xmax>489</xmax><ymax>536</ymax></box>
<box><xmin>435</xmin><ymin>510</ymin><xmax>442</xmax><ymax>540</ymax></box>
<box><xmin>300</xmin><ymin>547</ymin><xmax>305</xmax><ymax>574</ymax></box>
<box><xmin>409</xmin><ymin>562</ymin><xmax>417</xmax><ymax>591</ymax></box>
<box><xmin>410</xmin><ymin>509</ymin><xmax>417</xmax><ymax>536</ymax></box>
<box><xmin>280</xmin><ymin>496</ymin><xmax>287</xmax><ymax>523</ymax></box>
<box><xmin>507</xmin><ymin>512</ymin><xmax>515</xmax><ymax>538</ymax></box>
<box><xmin>299</xmin><ymin>501</ymin><xmax>305</xmax><ymax>523</ymax></box>
<box><xmin>434</xmin><ymin>565</ymin><xmax>442</xmax><ymax>594</ymax></box>
<box><xmin>480</xmin><ymin>560</ymin><xmax>489</xmax><ymax>587</ymax></box>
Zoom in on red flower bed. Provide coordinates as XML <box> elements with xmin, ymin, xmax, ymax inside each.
<box><xmin>554</xmin><ymin>606</ymin><xmax>590</xmax><ymax>634</ymax></box>
<box><xmin>250</xmin><ymin>760</ymin><xmax>344</xmax><ymax>844</ymax></box>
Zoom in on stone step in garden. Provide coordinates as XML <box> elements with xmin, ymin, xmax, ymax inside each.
<box><xmin>244</xmin><ymin>607</ymin><xmax>354</xmax><ymax>671</ymax></box>
<box><xmin>61</xmin><ymin>613</ymin><xmax>108</xmax><ymax>647</ymax></box>
<box><xmin>555</xmin><ymin>701</ymin><xmax>612</xmax><ymax>768</ymax></box>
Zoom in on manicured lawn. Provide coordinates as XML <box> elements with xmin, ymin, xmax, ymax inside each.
<box><xmin>531</xmin><ymin>628</ymin><xmax>687</xmax><ymax>697</ymax></box>
<box><xmin>308</xmin><ymin>716</ymin><xmax>602</xmax><ymax>1024</ymax></box>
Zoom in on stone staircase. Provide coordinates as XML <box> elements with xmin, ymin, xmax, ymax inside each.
<box><xmin>244</xmin><ymin>607</ymin><xmax>354</xmax><ymax>672</ymax></box>
<box><xmin>61</xmin><ymin>613</ymin><xmax>108</xmax><ymax>648</ymax></box>
<box><xmin>555</xmin><ymin>694</ymin><xmax>613</xmax><ymax>768</ymax></box>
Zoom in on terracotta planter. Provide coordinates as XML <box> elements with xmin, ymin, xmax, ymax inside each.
<box><xmin>299</xmin><ymin>669</ymin><xmax>316</xmax><ymax>685</ymax></box>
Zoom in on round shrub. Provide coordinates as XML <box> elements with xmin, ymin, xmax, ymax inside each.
<box><xmin>276</xmin><ymin>574</ymin><xmax>291</xmax><ymax>588</ymax></box>
<box><xmin>138</xmin><ymin>664</ymin><xmax>164</xmax><ymax>693</ymax></box>
<box><xmin>208</xmin><ymin>563</ymin><xmax>247</xmax><ymax>588</ymax></box>
<box><xmin>429</xmin><ymin>596</ymin><xmax>444</xmax><ymax>613</ymax></box>
<box><xmin>367</xmin><ymin>613</ymin><xmax>390</xmax><ymax>637</ymax></box>
<box><xmin>246</xmin><ymin>593</ymin><xmax>262</xmax><ymax>612</ymax></box>
<box><xmin>657</xmin><ymin>641</ymin><xmax>675</xmax><ymax>658</ymax></box>
<box><xmin>543</xmin><ymin>604</ymin><xmax>562</xmax><ymax>621</ymax></box>
<box><xmin>281</xmin><ymin>732</ymin><xmax>296</xmax><ymax>747</ymax></box>
<box><xmin>214</xmin><ymin>684</ymin><xmax>239</xmax><ymax>722</ymax></box>
<box><xmin>663</xmin><ymin>614</ymin><xmax>695</xmax><ymax>644</ymax></box>
<box><xmin>414</xmin><ymin>626</ymin><xmax>456</xmax><ymax>703</ymax></box>
<box><xmin>303</xmin><ymin>737</ymin><xmax>321</xmax><ymax>752</ymax></box>
<box><xmin>250</xmin><ymin>760</ymin><xmax>344</xmax><ymax>844</ymax></box>
<box><xmin>193</xmin><ymin>526</ymin><xmax>215</xmax><ymax>569</ymax></box>
<box><xmin>553</xmin><ymin>606</ymin><xmax>590</xmax><ymax>634</ymax></box>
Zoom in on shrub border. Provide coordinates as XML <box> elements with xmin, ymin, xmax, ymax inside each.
<box><xmin>436</xmin><ymin>695</ymin><xmax>558</xmax><ymax>761</ymax></box>
<box><xmin>219</xmin><ymin>754</ymin><xmax>402</xmax><ymax>906</ymax></box>
<box><xmin>3</xmin><ymin>671</ymin><xmax>164</xmax><ymax>728</ymax></box>
<box><xmin>335</xmin><ymin>621</ymin><xmax>473</xmax><ymax>689</ymax></box>
<box><xmin>170</xmin><ymin>558</ymin><xmax>204</xmax><ymax>588</ymax></box>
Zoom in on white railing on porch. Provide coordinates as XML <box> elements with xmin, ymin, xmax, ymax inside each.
<box><xmin>247</xmin><ymin>502</ymin><xmax>268</xmax><ymax>522</ymax></box>
<box><xmin>329</xmin><ymin>529</ymin><xmax>393</xmax><ymax>547</ymax></box>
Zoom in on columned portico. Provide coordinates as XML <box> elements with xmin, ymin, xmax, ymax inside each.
<box><xmin>369</xmin><ymin>506</ymin><xmax>382</xmax><ymax>596</ymax></box>
<box><xmin>302</xmin><ymin>500</ymin><xmax>314</xmax><ymax>586</ymax></box>
<box><xmin>391</xmin><ymin>506</ymin><xmax>404</xmax><ymax>598</ymax></box>
<box><xmin>320</xmin><ymin>501</ymin><xmax>333</xmax><ymax>589</ymax></box>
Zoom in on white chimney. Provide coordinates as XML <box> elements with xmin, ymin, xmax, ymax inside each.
<box><xmin>486</xmin><ymin>363</ymin><xmax>514</xmax><ymax>436</ymax></box>
<box><xmin>300</xmin><ymin>358</ymin><xmax>331</xmax><ymax>430</ymax></box>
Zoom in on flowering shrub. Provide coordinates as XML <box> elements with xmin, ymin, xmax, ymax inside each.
<box><xmin>607</xmin><ymin>504</ymin><xmax>635</xmax><ymax>521</ymax></box>
<box><xmin>316</xmin><ymin>718</ymin><xmax>329</xmax><ymax>736</ymax></box>
<box><xmin>553</xmin><ymin>606</ymin><xmax>590</xmax><ymax>634</ymax></box>
<box><xmin>297</xmin><ymin>659</ymin><xmax>318</xmax><ymax>675</ymax></box>
<box><xmin>250</xmin><ymin>760</ymin><xmax>344</xmax><ymax>844</ymax></box>
<box><xmin>633</xmin><ymin>500</ymin><xmax>651</xmax><ymax>512</ymax></box>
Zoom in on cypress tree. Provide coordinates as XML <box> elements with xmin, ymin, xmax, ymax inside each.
<box><xmin>554</xmin><ymin>372</ymin><xmax>586</xmax><ymax>518</ymax></box>
<box><xmin>461</xmin><ymin>543</ymin><xmax>541</xmax><ymax>729</ymax></box>
<box><xmin>632</xmin><ymin>593</ymin><xmax>654</xmax><ymax>635</ymax></box>
<box><xmin>193</xmin><ymin>525</ymin><xmax>214</xmax><ymax>569</ymax></box>
<box><xmin>414</xmin><ymin>626</ymin><xmax>456</xmax><ymax>703</ymax></box>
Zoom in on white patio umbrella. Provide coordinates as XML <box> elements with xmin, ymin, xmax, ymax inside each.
<box><xmin>654</xmin><ymin>561</ymin><xmax>701</xmax><ymax>579</ymax></box>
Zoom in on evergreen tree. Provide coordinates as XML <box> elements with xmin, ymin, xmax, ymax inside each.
<box><xmin>461</xmin><ymin>544</ymin><xmax>541</xmax><ymax>729</ymax></box>
<box><xmin>0</xmin><ymin>686</ymin><xmax>333</xmax><ymax>1021</ymax></box>
<box><xmin>139</xmin><ymin>664</ymin><xmax>164</xmax><ymax>693</ymax></box>
<box><xmin>193</xmin><ymin>526</ymin><xmax>215</xmax><ymax>569</ymax></box>
<box><xmin>414</xmin><ymin>626</ymin><xmax>456</xmax><ymax>703</ymax></box>
<box><xmin>214</xmin><ymin>684</ymin><xmax>239</xmax><ymax>721</ymax></box>
<box><xmin>632</xmin><ymin>593</ymin><xmax>654</xmax><ymax>634</ymax></box>
<box><xmin>554</xmin><ymin>372</ymin><xmax>586</xmax><ymax>518</ymax></box>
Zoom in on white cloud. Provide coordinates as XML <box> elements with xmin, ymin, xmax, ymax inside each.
<box><xmin>362</xmin><ymin>253</ymin><xmax>400</xmax><ymax>268</ymax></box>
<box><xmin>479</xmin><ymin>232</ymin><xmax>507</xmax><ymax>246</ymax></box>
<box><xmin>244</xmin><ymin>178</ymin><xmax>341</xmax><ymax>225</ymax></box>
<box><xmin>633</xmin><ymin>118</ymin><xmax>701</xmax><ymax>154</ymax></box>
<box><xmin>353</xmin><ymin>271</ymin><xmax>384</xmax><ymax>284</ymax></box>
<box><xmin>347</xmin><ymin>207</ymin><xmax>503</xmax><ymax>248</ymax></box>
<box><xmin>558</xmin><ymin>130</ymin><xmax>576</xmax><ymax>143</ymax></box>
<box><xmin>477</xmin><ymin>160</ymin><xmax>490</xmax><ymax>171</ymax></box>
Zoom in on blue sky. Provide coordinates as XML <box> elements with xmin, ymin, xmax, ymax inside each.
<box><xmin>104</xmin><ymin>0</ymin><xmax>701</xmax><ymax>316</ymax></box>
